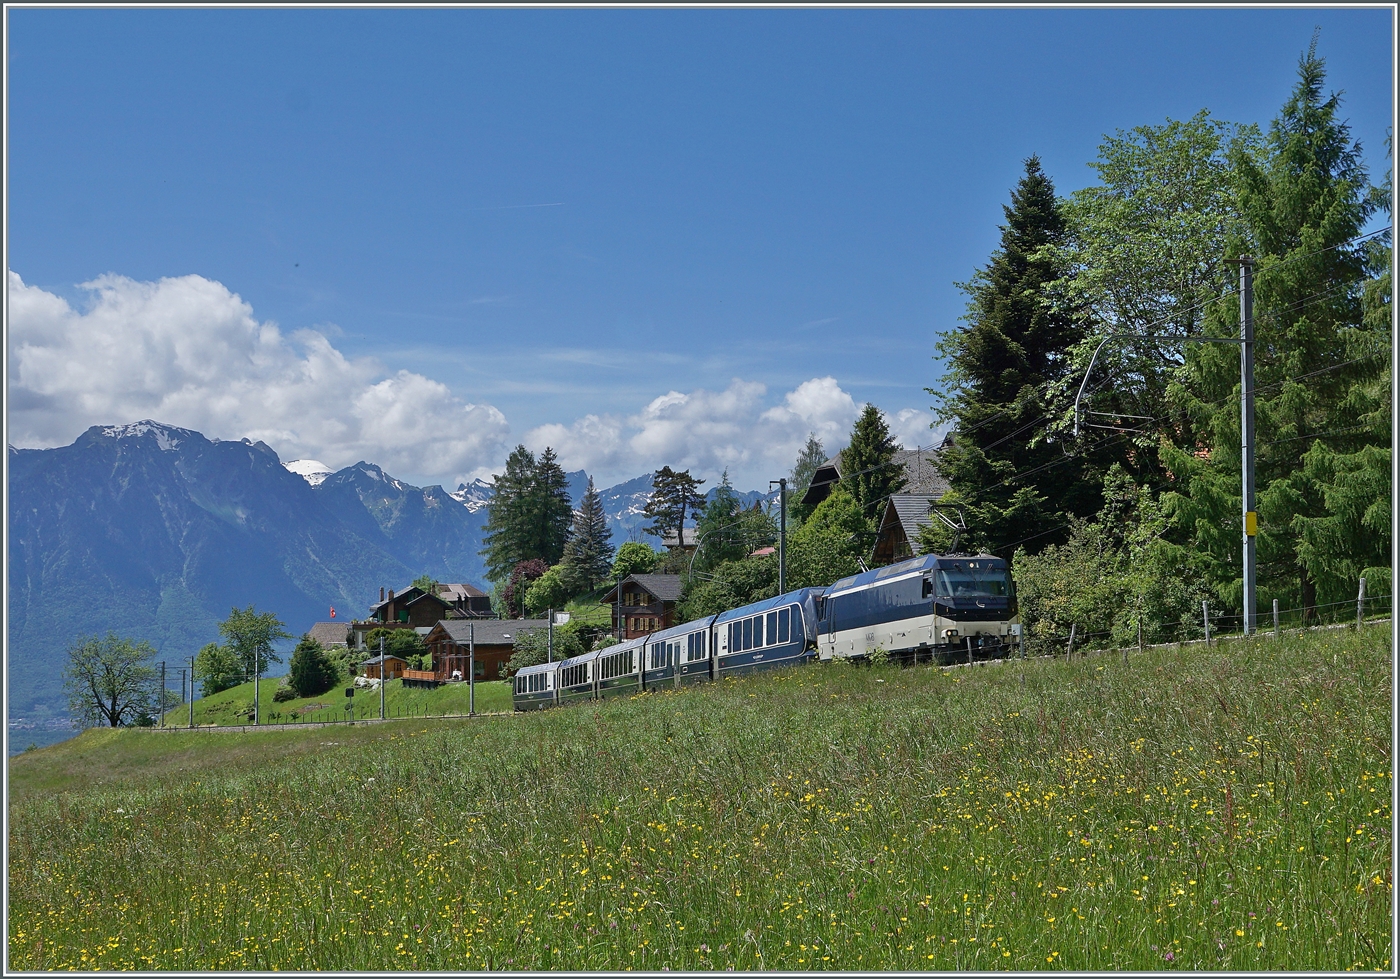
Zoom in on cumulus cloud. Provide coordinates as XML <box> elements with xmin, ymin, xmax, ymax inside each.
<box><xmin>6</xmin><ymin>271</ymin><xmax>510</xmax><ymax>484</ymax></box>
<box><xmin>526</xmin><ymin>376</ymin><xmax>862</xmax><ymax>488</ymax></box>
<box><xmin>884</xmin><ymin>407</ymin><xmax>948</xmax><ymax>450</ymax></box>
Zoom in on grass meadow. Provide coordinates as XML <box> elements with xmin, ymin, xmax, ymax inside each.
<box><xmin>7</xmin><ymin>625</ymin><xmax>1391</xmax><ymax>970</ymax></box>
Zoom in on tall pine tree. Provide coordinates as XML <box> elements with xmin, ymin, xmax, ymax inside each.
<box><xmin>559</xmin><ymin>476</ymin><xmax>615</xmax><ymax>592</ymax></box>
<box><xmin>932</xmin><ymin>156</ymin><xmax>1093</xmax><ymax>555</ymax></box>
<box><xmin>643</xmin><ymin>466</ymin><xmax>707</xmax><ymax>545</ymax></box>
<box><xmin>1165</xmin><ymin>40</ymin><xmax>1386</xmax><ymax>618</ymax></box>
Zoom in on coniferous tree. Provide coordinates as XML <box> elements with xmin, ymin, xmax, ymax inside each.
<box><xmin>559</xmin><ymin>476</ymin><xmax>615</xmax><ymax>592</ymax></box>
<box><xmin>530</xmin><ymin>447</ymin><xmax>574</xmax><ymax>568</ymax></box>
<box><xmin>480</xmin><ymin>445</ymin><xmax>573</xmax><ymax>583</ymax></box>
<box><xmin>643</xmin><ymin>466</ymin><xmax>707</xmax><ymax>545</ymax></box>
<box><xmin>932</xmin><ymin>156</ymin><xmax>1093</xmax><ymax>555</ymax></box>
<box><xmin>288</xmin><ymin>635</ymin><xmax>339</xmax><ymax>697</ymax></box>
<box><xmin>1165</xmin><ymin>40</ymin><xmax>1387</xmax><ymax>618</ymax></box>
<box><xmin>480</xmin><ymin>445</ymin><xmax>538</xmax><ymax>583</ymax></box>
<box><xmin>841</xmin><ymin>404</ymin><xmax>906</xmax><ymax>522</ymax></box>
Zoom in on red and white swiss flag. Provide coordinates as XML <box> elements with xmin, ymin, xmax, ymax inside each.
<box><xmin>330</xmin><ymin>606</ymin><xmax>336</xmax><ymax>619</ymax></box>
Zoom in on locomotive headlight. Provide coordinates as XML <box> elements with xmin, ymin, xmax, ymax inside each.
<box><xmin>945</xmin><ymin>629</ymin><xmax>958</xmax><ymax>639</ymax></box>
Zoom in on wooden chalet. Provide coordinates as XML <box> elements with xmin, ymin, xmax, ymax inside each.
<box><xmin>872</xmin><ymin>495</ymin><xmax>939</xmax><ymax>566</ymax></box>
<box><xmin>361</xmin><ymin>653</ymin><xmax>409</xmax><ymax>680</ymax></box>
<box><xmin>412</xmin><ymin>618</ymin><xmax>551</xmax><ymax>686</ymax></box>
<box><xmin>352</xmin><ymin>582</ymin><xmax>492</xmax><ymax>648</ymax></box>
<box><xmin>599</xmin><ymin>573</ymin><xmax>684</xmax><ymax>640</ymax></box>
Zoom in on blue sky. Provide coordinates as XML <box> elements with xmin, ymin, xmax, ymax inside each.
<box><xmin>6</xmin><ymin>7</ymin><xmax>1393</xmax><ymax>491</ymax></box>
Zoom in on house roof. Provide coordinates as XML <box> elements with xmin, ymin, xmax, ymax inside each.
<box><xmin>599</xmin><ymin>573</ymin><xmax>685</xmax><ymax>604</ymax></box>
<box><xmin>799</xmin><ymin>447</ymin><xmax>949</xmax><ymax>507</ymax></box>
<box><xmin>308</xmin><ymin>621</ymin><xmax>350</xmax><ymax>647</ymax></box>
<box><xmin>428</xmin><ymin>618</ymin><xmax>551</xmax><ymax>646</ymax></box>
<box><xmin>882</xmin><ymin>494</ymin><xmax>939</xmax><ymax>543</ymax></box>
<box><xmin>372</xmin><ymin>582</ymin><xmax>489</xmax><ymax>613</ymax></box>
<box><xmin>437</xmin><ymin>582</ymin><xmax>488</xmax><ymax>601</ymax></box>
<box><xmin>360</xmin><ymin>653</ymin><xmax>409</xmax><ymax>666</ymax></box>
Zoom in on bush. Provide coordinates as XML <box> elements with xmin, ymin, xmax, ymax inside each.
<box><xmin>272</xmin><ymin>684</ymin><xmax>298</xmax><ymax>703</ymax></box>
<box><xmin>506</xmin><ymin>625</ymin><xmax>586</xmax><ymax>677</ymax></box>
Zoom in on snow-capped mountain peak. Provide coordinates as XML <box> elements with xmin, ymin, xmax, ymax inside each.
<box><xmin>450</xmin><ymin>478</ymin><xmax>494</xmax><ymax>512</ymax></box>
<box><xmin>284</xmin><ymin>459</ymin><xmax>334</xmax><ymax>487</ymax></box>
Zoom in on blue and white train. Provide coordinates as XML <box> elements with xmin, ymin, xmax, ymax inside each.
<box><xmin>512</xmin><ymin>552</ymin><xmax>1019</xmax><ymax>711</ymax></box>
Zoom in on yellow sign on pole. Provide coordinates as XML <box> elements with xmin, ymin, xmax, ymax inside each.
<box><xmin>1245</xmin><ymin>511</ymin><xmax>1258</xmax><ymax>536</ymax></box>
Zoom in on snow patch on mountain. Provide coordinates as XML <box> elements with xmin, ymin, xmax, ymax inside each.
<box><xmin>284</xmin><ymin>459</ymin><xmax>334</xmax><ymax>487</ymax></box>
<box><xmin>97</xmin><ymin>420</ymin><xmax>196</xmax><ymax>451</ymax></box>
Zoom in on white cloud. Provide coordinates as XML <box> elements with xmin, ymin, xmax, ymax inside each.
<box><xmin>526</xmin><ymin>376</ymin><xmax>862</xmax><ymax>488</ymax></box>
<box><xmin>6</xmin><ymin>270</ymin><xmax>510</xmax><ymax>485</ymax></box>
<box><xmin>884</xmin><ymin>407</ymin><xmax>947</xmax><ymax>450</ymax></box>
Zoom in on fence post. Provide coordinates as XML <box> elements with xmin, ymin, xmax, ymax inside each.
<box><xmin>1203</xmin><ymin>601</ymin><xmax>1211</xmax><ymax>646</ymax></box>
<box><xmin>1273</xmin><ymin>599</ymin><xmax>1280</xmax><ymax>639</ymax></box>
<box><xmin>1357</xmin><ymin>577</ymin><xmax>1366</xmax><ymax>627</ymax></box>
<box><xmin>1066</xmin><ymin>623</ymin><xmax>1077</xmax><ymax>659</ymax></box>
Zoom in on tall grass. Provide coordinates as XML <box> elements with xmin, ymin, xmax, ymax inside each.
<box><xmin>7</xmin><ymin>626</ymin><xmax>1390</xmax><ymax>970</ymax></box>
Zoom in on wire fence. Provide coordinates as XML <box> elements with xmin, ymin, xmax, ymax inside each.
<box><xmin>1018</xmin><ymin>588</ymin><xmax>1392</xmax><ymax>661</ymax></box>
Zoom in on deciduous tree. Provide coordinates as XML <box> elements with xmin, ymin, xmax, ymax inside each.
<box><xmin>219</xmin><ymin>605</ymin><xmax>293</xmax><ymax>677</ymax></box>
<box><xmin>62</xmin><ymin>633</ymin><xmax>158</xmax><ymax>728</ymax></box>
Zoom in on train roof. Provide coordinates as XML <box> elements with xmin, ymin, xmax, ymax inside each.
<box><xmin>514</xmin><ymin>661</ymin><xmax>557</xmax><ymax>677</ymax></box>
<box><xmin>713</xmin><ymin>587</ymin><xmax>825</xmax><ymax>624</ymax></box>
<box><xmin>826</xmin><ymin>553</ymin><xmax>1006</xmax><ymax>596</ymax></box>
<box><xmin>641</xmin><ymin>613</ymin><xmax>719</xmax><ymax>645</ymax></box>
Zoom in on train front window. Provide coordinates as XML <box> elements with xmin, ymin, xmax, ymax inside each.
<box><xmin>936</xmin><ymin>567</ymin><xmax>1011</xmax><ymax>598</ymax></box>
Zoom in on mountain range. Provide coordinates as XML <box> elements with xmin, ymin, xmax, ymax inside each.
<box><xmin>6</xmin><ymin>420</ymin><xmax>767</xmax><ymax>731</ymax></box>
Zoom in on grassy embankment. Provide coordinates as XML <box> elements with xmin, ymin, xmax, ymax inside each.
<box><xmin>166</xmin><ymin>675</ymin><xmax>513</xmax><ymax>727</ymax></box>
<box><xmin>8</xmin><ymin>625</ymin><xmax>1391</xmax><ymax>971</ymax></box>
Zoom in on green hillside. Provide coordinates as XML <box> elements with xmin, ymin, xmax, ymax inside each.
<box><xmin>8</xmin><ymin>626</ymin><xmax>1391</xmax><ymax>971</ymax></box>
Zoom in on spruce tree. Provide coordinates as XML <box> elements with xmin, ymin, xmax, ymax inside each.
<box><xmin>1166</xmin><ymin>40</ymin><xmax>1385</xmax><ymax>617</ymax></box>
<box><xmin>560</xmin><ymin>476</ymin><xmax>615</xmax><ymax>591</ymax></box>
<box><xmin>932</xmin><ymin>156</ymin><xmax>1092</xmax><ymax>554</ymax></box>
<box><xmin>841</xmin><ymin>405</ymin><xmax>905</xmax><ymax>521</ymax></box>
<box><xmin>288</xmin><ymin>635</ymin><xmax>338</xmax><ymax>697</ymax></box>
<box><xmin>481</xmin><ymin>445</ymin><xmax>574</xmax><ymax>582</ymax></box>
<box><xmin>530</xmin><ymin>446</ymin><xmax>573</xmax><ymax>567</ymax></box>
<box><xmin>480</xmin><ymin>445</ymin><xmax>537</xmax><ymax>583</ymax></box>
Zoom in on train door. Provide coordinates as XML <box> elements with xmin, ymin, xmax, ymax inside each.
<box><xmin>818</xmin><ymin>595</ymin><xmax>836</xmax><ymax>660</ymax></box>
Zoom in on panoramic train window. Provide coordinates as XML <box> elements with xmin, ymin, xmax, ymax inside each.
<box><xmin>742</xmin><ymin>617</ymin><xmax>752</xmax><ymax>650</ymax></box>
<box><xmin>936</xmin><ymin>566</ymin><xmax>1011</xmax><ymax>597</ymax></box>
<box><xmin>778</xmin><ymin>607</ymin><xmax>790</xmax><ymax>643</ymax></box>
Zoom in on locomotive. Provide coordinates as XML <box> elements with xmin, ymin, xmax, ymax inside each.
<box><xmin>512</xmin><ymin>551</ymin><xmax>1018</xmax><ymax>711</ymax></box>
